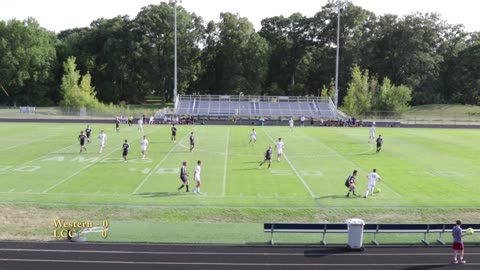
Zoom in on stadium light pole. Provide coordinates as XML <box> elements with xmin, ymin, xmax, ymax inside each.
<box><xmin>332</xmin><ymin>0</ymin><xmax>349</xmax><ymax>108</ymax></box>
<box><xmin>169</xmin><ymin>0</ymin><xmax>181</xmax><ymax>99</ymax></box>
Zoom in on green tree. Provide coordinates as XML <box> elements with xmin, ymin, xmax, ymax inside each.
<box><xmin>60</xmin><ymin>57</ymin><xmax>102</xmax><ymax>108</ymax></box>
<box><xmin>0</xmin><ymin>18</ymin><xmax>57</xmax><ymax>105</ymax></box>
<box><xmin>198</xmin><ymin>13</ymin><xmax>269</xmax><ymax>95</ymax></box>
<box><xmin>373</xmin><ymin>78</ymin><xmax>412</xmax><ymax>112</ymax></box>
<box><xmin>343</xmin><ymin>65</ymin><xmax>371</xmax><ymax>115</ymax></box>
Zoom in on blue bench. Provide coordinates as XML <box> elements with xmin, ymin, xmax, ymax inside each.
<box><xmin>264</xmin><ymin>223</ymin><xmax>480</xmax><ymax>245</ymax></box>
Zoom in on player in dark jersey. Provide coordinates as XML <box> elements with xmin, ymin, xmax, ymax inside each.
<box><xmin>115</xmin><ymin>118</ymin><xmax>120</xmax><ymax>132</ymax></box>
<box><xmin>189</xmin><ymin>132</ymin><xmax>195</xmax><ymax>152</ymax></box>
<box><xmin>85</xmin><ymin>125</ymin><xmax>92</xmax><ymax>143</ymax></box>
<box><xmin>78</xmin><ymin>131</ymin><xmax>87</xmax><ymax>153</ymax></box>
<box><xmin>122</xmin><ymin>139</ymin><xmax>130</xmax><ymax>162</ymax></box>
<box><xmin>258</xmin><ymin>145</ymin><xmax>273</xmax><ymax>169</ymax></box>
<box><xmin>178</xmin><ymin>161</ymin><xmax>189</xmax><ymax>192</ymax></box>
<box><xmin>171</xmin><ymin>124</ymin><xmax>177</xmax><ymax>142</ymax></box>
<box><xmin>376</xmin><ymin>135</ymin><xmax>383</xmax><ymax>153</ymax></box>
<box><xmin>345</xmin><ymin>170</ymin><xmax>358</xmax><ymax>197</ymax></box>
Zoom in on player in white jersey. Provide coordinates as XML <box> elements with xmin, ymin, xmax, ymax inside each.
<box><xmin>193</xmin><ymin>160</ymin><xmax>202</xmax><ymax>194</ymax></box>
<box><xmin>364</xmin><ymin>169</ymin><xmax>381</xmax><ymax>198</ymax></box>
<box><xmin>140</xmin><ymin>135</ymin><xmax>149</xmax><ymax>159</ymax></box>
<box><xmin>368</xmin><ymin>125</ymin><xmax>376</xmax><ymax>143</ymax></box>
<box><xmin>276</xmin><ymin>137</ymin><xmax>284</xmax><ymax>161</ymax></box>
<box><xmin>137</xmin><ymin>118</ymin><xmax>143</xmax><ymax>132</ymax></box>
<box><xmin>289</xmin><ymin>118</ymin><xmax>294</xmax><ymax>131</ymax></box>
<box><xmin>98</xmin><ymin>130</ymin><xmax>107</xmax><ymax>153</ymax></box>
<box><xmin>249</xmin><ymin>128</ymin><xmax>257</xmax><ymax>144</ymax></box>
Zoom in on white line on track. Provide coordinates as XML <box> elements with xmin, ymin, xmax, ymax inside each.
<box><xmin>132</xmin><ymin>133</ymin><xmax>188</xmax><ymax>194</ymax></box>
<box><xmin>3</xmin><ymin>248</ymin><xmax>480</xmax><ymax>256</ymax></box>
<box><xmin>262</xmin><ymin>129</ymin><xmax>316</xmax><ymax>199</ymax></box>
<box><xmin>0</xmin><ymin>258</ymin><xmax>478</xmax><ymax>266</ymax></box>
<box><xmin>222</xmin><ymin>128</ymin><xmax>230</xmax><ymax>196</ymax></box>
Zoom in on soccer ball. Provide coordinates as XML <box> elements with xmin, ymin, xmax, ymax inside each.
<box><xmin>375</xmin><ymin>187</ymin><xmax>381</xmax><ymax>193</ymax></box>
<box><xmin>466</xmin><ymin>228</ymin><xmax>474</xmax><ymax>235</ymax></box>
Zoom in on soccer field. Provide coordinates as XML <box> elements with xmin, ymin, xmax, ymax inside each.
<box><xmin>1</xmin><ymin>123</ymin><xmax>479</xmax><ymax>208</ymax></box>
<box><xmin>2</xmin><ymin>122</ymin><xmax>480</xmax><ymax>244</ymax></box>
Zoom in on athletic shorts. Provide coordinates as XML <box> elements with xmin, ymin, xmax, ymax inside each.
<box><xmin>180</xmin><ymin>176</ymin><xmax>188</xmax><ymax>183</ymax></box>
<box><xmin>453</xmin><ymin>242</ymin><xmax>464</xmax><ymax>251</ymax></box>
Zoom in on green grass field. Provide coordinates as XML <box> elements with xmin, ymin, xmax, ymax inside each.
<box><xmin>1</xmin><ymin>123</ymin><xmax>480</xmax><ymax>244</ymax></box>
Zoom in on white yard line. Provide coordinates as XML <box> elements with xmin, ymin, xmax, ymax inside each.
<box><xmin>132</xmin><ymin>134</ymin><xmax>188</xmax><ymax>194</ymax></box>
<box><xmin>0</xmin><ymin>133</ymin><xmax>66</xmax><ymax>152</ymax></box>
<box><xmin>221</xmin><ymin>128</ymin><xmax>230</xmax><ymax>196</ymax></box>
<box><xmin>41</xmin><ymin>147</ymin><xmax>120</xmax><ymax>193</ymax></box>
<box><xmin>0</xmin><ymin>143</ymin><xmax>77</xmax><ymax>175</ymax></box>
<box><xmin>262</xmin><ymin>129</ymin><xmax>316</xmax><ymax>199</ymax></box>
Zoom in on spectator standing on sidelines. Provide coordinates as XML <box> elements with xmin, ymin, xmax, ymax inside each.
<box><xmin>300</xmin><ymin>115</ymin><xmax>305</xmax><ymax>127</ymax></box>
<box><xmin>452</xmin><ymin>220</ymin><xmax>467</xmax><ymax>264</ymax></box>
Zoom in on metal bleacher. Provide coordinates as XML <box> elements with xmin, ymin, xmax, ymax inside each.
<box><xmin>175</xmin><ymin>95</ymin><xmax>338</xmax><ymax>117</ymax></box>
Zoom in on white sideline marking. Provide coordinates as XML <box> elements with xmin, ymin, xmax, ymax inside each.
<box><xmin>262</xmin><ymin>129</ymin><xmax>316</xmax><ymax>199</ymax></box>
<box><xmin>132</xmin><ymin>134</ymin><xmax>188</xmax><ymax>194</ymax></box>
<box><xmin>221</xmin><ymin>128</ymin><xmax>230</xmax><ymax>196</ymax></box>
<box><xmin>41</xmin><ymin>147</ymin><xmax>120</xmax><ymax>193</ymax></box>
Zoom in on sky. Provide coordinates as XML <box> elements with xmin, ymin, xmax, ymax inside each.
<box><xmin>1</xmin><ymin>0</ymin><xmax>479</xmax><ymax>33</ymax></box>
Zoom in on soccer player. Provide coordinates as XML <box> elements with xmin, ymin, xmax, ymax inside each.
<box><xmin>452</xmin><ymin>219</ymin><xmax>467</xmax><ymax>264</ymax></box>
<box><xmin>275</xmin><ymin>137</ymin><xmax>284</xmax><ymax>161</ymax></box>
<box><xmin>137</xmin><ymin>118</ymin><xmax>143</xmax><ymax>132</ymax></box>
<box><xmin>368</xmin><ymin>125</ymin><xmax>375</xmax><ymax>143</ymax></box>
<box><xmin>115</xmin><ymin>118</ymin><xmax>120</xmax><ymax>132</ymax></box>
<box><xmin>189</xmin><ymin>132</ymin><xmax>195</xmax><ymax>152</ymax></box>
<box><xmin>364</xmin><ymin>169</ymin><xmax>381</xmax><ymax>198</ymax></box>
<box><xmin>249</xmin><ymin>128</ymin><xmax>257</xmax><ymax>144</ymax></box>
<box><xmin>178</xmin><ymin>161</ymin><xmax>189</xmax><ymax>192</ymax></box>
<box><xmin>300</xmin><ymin>115</ymin><xmax>305</xmax><ymax>127</ymax></box>
<box><xmin>376</xmin><ymin>134</ymin><xmax>383</xmax><ymax>153</ymax></box>
<box><xmin>259</xmin><ymin>145</ymin><xmax>273</xmax><ymax>169</ymax></box>
<box><xmin>193</xmin><ymin>160</ymin><xmax>202</xmax><ymax>194</ymax></box>
<box><xmin>140</xmin><ymin>135</ymin><xmax>149</xmax><ymax>159</ymax></box>
<box><xmin>149</xmin><ymin>116</ymin><xmax>154</xmax><ymax>125</ymax></box>
<box><xmin>289</xmin><ymin>118</ymin><xmax>294</xmax><ymax>131</ymax></box>
<box><xmin>78</xmin><ymin>131</ymin><xmax>87</xmax><ymax>153</ymax></box>
<box><xmin>85</xmin><ymin>125</ymin><xmax>92</xmax><ymax>143</ymax></box>
<box><xmin>98</xmin><ymin>130</ymin><xmax>107</xmax><ymax>153</ymax></box>
<box><xmin>122</xmin><ymin>139</ymin><xmax>130</xmax><ymax>162</ymax></box>
<box><xmin>345</xmin><ymin>170</ymin><xmax>358</xmax><ymax>197</ymax></box>
<box><xmin>171</xmin><ymin>124</ymin><xmax>177</xmax><ymax>142</ymax></box>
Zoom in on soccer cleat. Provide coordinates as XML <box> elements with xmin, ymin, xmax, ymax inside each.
<box><xmin>459</xmin><ymin>260</ymin><xmax>466</xmax><ymax>264</ymax></box>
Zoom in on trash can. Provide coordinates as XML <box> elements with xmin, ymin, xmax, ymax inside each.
<box><xmin>346</xmin><ymin>218</ymin><xmax>365</xmax><ymax>249</ymax></box>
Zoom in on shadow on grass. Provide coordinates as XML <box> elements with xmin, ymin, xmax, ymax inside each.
<box><xmin>315</xmin><ymin>195</ymin><xmax>360</xmax><ymax>200</ymax></box>
<box><xmin>134</xmin><ymin>192</ymin><xmax>187</xmax><ymax>197</ymax></box>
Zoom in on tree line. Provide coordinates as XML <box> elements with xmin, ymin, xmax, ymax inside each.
<box><xmin>1</xmin><ymin>2</ymin><xmax>479</xmax><ymax>109</ymax></box>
